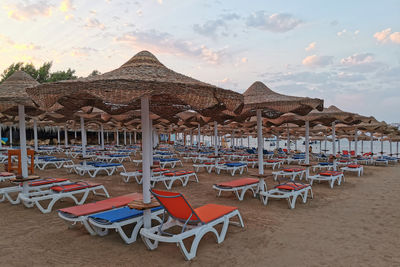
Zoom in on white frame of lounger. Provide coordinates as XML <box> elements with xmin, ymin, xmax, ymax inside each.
<box><xmin>140</xmin><ymin>209</ymin><xmax>244</xmax><ymax>261</ymax></box>
<box><xmin>213</xmin><ymin>182</ymin><xmax>259</xmax><ymax>201</ymax></box>
<box><xmin>0</xmin><ymin>179</ymin><xmax>70</xmax><ymax>204</ymax></box>
<box><xmin>192</xmin><ymin>163</ymin><xmax>214</xmax><ymax>173</ymax></box>
<box><xmin>75</xmin><ymin>164</ymin><xmax>126</xmax><ymax>178</ymax></box>
<box><xmin>272</xmin><ymin>170</ymin><xmax>306</xmax><ymax>181</ymax></box>
<box><xmin>215</xmin><ymin>164</ymin><xmax>248</xmax><ymax>176</ymax></box>
<box><xmin>160</xmin><ymin>159</ymin><xmax>183</xmax><ymax>169</ymax></box>
<box><xmin>18</xmin><ymin>184</ymin><xmax>110</xmax><ymax>213</ymax></box>
<box><xmin>88</xmin><ymin>208</ymin><xmax>164</xmax><ymax>244</ymax></box>
<box><xmin>341</xmin><ymin>166</ymin><xmax>363</xmax><ymax>176</ymax></box>
<box><xmin>151</xmin><ymin>172</ymin><xmax>199</xmax><ymax>190</ymax></box>
<box><xmin>312</xmin><ymin>164</ymin><xmax>334</xmax><ymax>172</ymax></box>
<box><xmin>307</xmin><ymin>173</ymin><xmax>344</xmax><ymax>188</ymax></box>
<box><xmin>0</xmin><ymin>174</ymin><xmax>16</xmax><ymax>183</ymax></box>
<box><xmin>96</xmin><ymin>155</ymin><xmax>131</xmax><ymax>163</ymax></box>
<box><xmin>259</xmin><ymin>180</ymin><xmax>313</xmax><ymax>209</ymax></box>
<box><xmin>34</xmin><ymin>159</ymin><xmax>74</xmax><ymax>170</ymax></box>
<box><xmin>263</xmin><ymin>161</ymin><xmax>282</xmax><ymax>170</ymax></box>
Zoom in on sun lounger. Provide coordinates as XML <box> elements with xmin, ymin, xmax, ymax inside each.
<box><xmin>140</xmin><ymin>189</ymin><xmax>244</xmax><ymax>260</ymax></box>
<box><xmin>213</xmin><ymin>178</ymin><xmax>260</xmax><ymax>201</ymax></box>
<box><xmin>151</xmin><ymin>170</ymin><xmax>199</xmax><ymax>189</ymax></box>
<box><xmin>58</xmin><ymin>193</ymin><xmax>142</xmax><ymax>235</ymax></box>
<box><xmin>373</xmin><ymin>158</ymin><xmax>389</xmax><ymax>166</ymax></box>
<box><xmin>215</xmin><ymin>162</ymin><xmax>248</xmax><ymax>176</ymax></box>
<box><xmin>34</xmin><ymin>158</ymin><xmax>74</xmax><ymax>170</ymax></box>
<box><xmin>120</xmin><ymin>168</ymin><xmax>169</xmax><ymax>183</ymax></box>
<box><xmin>0</xmin><ymin>172</ymin><xmax>16</xmax><ymax>183</ymax></box>
<box><xmin>88</xmin><ymin>206</ymin><xmax>164</xmax><ymax>244</ymax></box>
<box><xmin>307</xmin><ymin>171</ymin><xmax>344</xmax><ymax>188</ymax></box>
<box><xmin>0</xmin><ymin>178</ymin><xmax>69</xmax><ymax>204</ymax></box>
<box><xmin>259</xmin><ymin>181</ymin><xmax>313</xmax><ymax>209</ymax></box>
<box><xmin>18</xmin><ymin>181</ymin><xmax>109</xmax><ymax>213</ymax></box>
<box><xmin>341</xmin><ymin>164</ymin><xmax>364</xmax><ymax>176</ymax></box>
<box><xmin>97</xmin><ymin>154</ymin><xmax>131</xmax><ymax>163</ymax></box>
<box><xmin>76</xmin><ymin>162</ymin><xmax>126</xmax><ymax>178</ymax></box>
<box><xmin>192</xmin><ymin>162</ymin><xmax>215</xmax><ymax>173</ymax></box>
<box><xmin>272</xmin><ymin>168</ymin><xmax>306</xmax><ymax>181</ymax></box>
<box><xmin>263</xmin><ymin>159</ymin><xmax>283</xmax><ymax>170</ymax></box>
<box><xmin>312</xmin><ymin>162</ymin><xmax>334</xmax><ymax>172</ymax></box>
<box><xmin>159</xmin><ymin>158</ymin><xmax>183</xmax><ymax>168</ymax></box>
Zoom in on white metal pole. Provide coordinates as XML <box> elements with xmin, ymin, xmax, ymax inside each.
<box><xmin>106</xmin><ymin>131</ymin><xmax>109</xmax><ymax>144</ymax></box>
<box><xmin>354</xmin><ymin>130</ymin><xmax>358</xmax><ymax>156</ymax></box>
<box><xmin>305</xmin><ymin>121</ymin><xmax>310</xmax><ymax>179</ymax></box>
<box><xmin>214</xmin><ymin>121</ymin><xmax>218</xmax><ymax>156</ymax></box>
<box><xmin>124</xmin><ymin>129</ymin><xmax>127</xmax><ymax>146</ymax></box>
<box><xmin>74</xmin><ymin>130</ymin><xmax>77</xmax><ymax>139</ymax></box>
<box><xmin>80</xmin><ymin>117</ymin><xmax>86</xmax><ymax>156</ymax></box>
<box><xmin>57</xmin><ymin>126</ymin><xmax>61</xmax><ymax>148</ymax></box>
<box><xmin>390</xmin><ymin>140</ymin><xmax>392</xmax><ymax>155</ymax></box>
<box><xmin>248</xmin><ymin>135</ymin><xmax>250</xmax><ymax>148</ymax></box>
<box><xmin>287</xmin><ymin>125</ymin><xmax>290</xmax><ymax>153</ymax></box>
<box><xmin>381</xmin><ymin>137</ymin><xmax>384</xmax><ymax>156</ymax></box>
<box><xmin>10</xmin><ymin>126</ymin><xmax>13</xmax><ymax>147</ymax></box>
<box><xmin>129</xmin><ymin>132</ymin><xmax>132</xmax><ymax>145</ymax></box>
<box><xmin>257</xmin><ymin>109</ymin><xmax>263</xmax><ymax>175</ymax></box>
<box><xmin>332</xmin><ymin>122</ymin><xmax>336</xmax><ymax>170</ymax></box>
<box><xmin>98</xmin><ymin>129</ymin><xmax>101</xmax><ymax>145</ymax></box>
<box><xmin>338</xmin><ymin>138</ymin><xmax>341</xmax><ymax>153</ymax></box>
<box><xmin>197</xmin><ymin>124</ymin><xmax>201</xmax><ymax>150</ymax></box>
<box><xmin>33</xmin><ymin>119</ymin><xmax>38</xmax><ymax>151</ymax></box>
<box><xmin>100</xmin><ymin>124</ymin><xmax>104</xmax><ymax>150</ymax></box>
<box><xmin>134</xmin><ymin>131</ymin><xmax>137</xmax><ymax>144</ymax></box>
<box><xmin>18</xmin><ymin>105</ymin><xmax>28</xmax><ymax>178</ymax></box>
<box><xmin>370</xmin><ymin>132</ymin><xmax>373</xmax><ymax>155</ymax></box>
<box><xmin>141</xmin><ymin>96</ymin><xmax>151</xmax><ymax>228</ymax></box>
<box><xmin>116</xmin><ymin>129</ymin><xmax>119</xmax><ymax>146</ymax></box>
<box><xmin>64</xmin><ymin>125</ymin><xmax>68</xmax><ymax>146</ymax></box>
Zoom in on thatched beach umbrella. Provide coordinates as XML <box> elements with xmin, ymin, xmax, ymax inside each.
<box><xmin>27</xmin><ymin>50</ymin><xmax>244</xmax><ymax>227</ymax></box>
<box><xmin>0</xmin><ymin>71</ymin><xmax>44</xmax><ymax>177</ymax></box>
<box><xmin>242</xmin><ymin>81</ymin><xmax>323</xmax><ymax>176</ymax></box>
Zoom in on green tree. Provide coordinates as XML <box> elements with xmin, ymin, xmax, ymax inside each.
<box><xmin>48</xmin><ymin>68</ymin><xmax>77</xmax><ymax>82</ymax></box>
<box><xmin>88</xmin><ymin>70</ymin><xmax>101</xmax><ymax>77</ymax></box>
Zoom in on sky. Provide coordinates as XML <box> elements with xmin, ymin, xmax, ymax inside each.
<box><xmin>0</xmin><ymin>0</ymin><xmax>399</xmax><ymax>123</ymax></box>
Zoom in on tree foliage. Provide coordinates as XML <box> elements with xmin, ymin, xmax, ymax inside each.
<box><xmin>0</xmin><ymin>61</ymin><xmax>77</xmax><ymax>84</ymax></box>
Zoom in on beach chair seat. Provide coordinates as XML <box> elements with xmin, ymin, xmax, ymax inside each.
<box><xmin>151</xmin><ymin>170</ymin><xmax>199</xmax><ymax>189</ymax></box>
<box><xmin>18</xmin><ymin>181</ymin><xmax>109</xmax><ymax>213</ymax></box>
<box><xmin>140</xmin><ymin>189</ymin><xmax>244</xmax><ymax>261</ymax></box>
<box><xmin>76</xmin><ymin>162</ymin><xmax>125</xmax><ymax>178</ymax></box>
<box><xmin>159</xmin><ymin>158</ymin><xmax>183</xmax><ymax>168</ymax></box>
<box><xmin>341</xmin><ymin>164</ymin><xmax>364</xmax><ymax>176</ymax></box>
<box><xmin>58</xmin><ymin>193</ymin><xmax>142</xmax><ymax>235</ymax></box>
<box><xmin>272</xmin><ymin>168</ymin><xmax>306</xmax><ymax>181</ymax></box>
<box><xmin>312</xmin><ymin>162</ymin><xmax>334</xmax><ymax>172</ymax></box>
<box><xmin>259</xmin><ymin>181</ymin><xmax>313</xmax><ymax>209</ymax></box>
<box><xmin>192</xmin><ymin>162</ymin><xmax>215</xmax><ymax>173</ymax></box>
<box><xmin>263</xmin><ymin>159</ymin><xmax>282</xmax><ymax>170</ymax></box>
<box><xmin>34</xmin><ymin>158</ymin><xmax>74</xmax><ymax>170</ymax></box>
<box><xmin>88</xmin><ymin>206</ymin><xmax>164</xmax><ymax>244</ymax></box>
<box><xmin>0</xmin><ymin>172</ymin><xmax>16</xmax><ymax>183</ymax></box>
<box><xmin>120</xmin><ymin>168</ymin><xmax>169</xmax><ymax>183</ymax></box>
<box><xmin>212</xmin><ymin>178</ymin><xmax>260</xmax><ymax>201</ymax></box>
<box><xmin>307</xmin><ymin>171</ymin><xmax>344</xmax><ymax>188</ymax></box>
<box><xmin>0</xmin><ymin>178</ymin><xmax>69</xmax><ymax>204</ymax></box>
<box><xmin>374</xmin><ymin>158</ymin><xmax>389</xmax><ymax>166</ymax></box>
<box><xmin>215</xmin><ymin>162</ymin><xmax>248</xmax><ymax>176</ymax></box>
<box><xmin>132</xmin><ymin>159</ymin><xmax>142</xmax><ymax>166</ymax></box>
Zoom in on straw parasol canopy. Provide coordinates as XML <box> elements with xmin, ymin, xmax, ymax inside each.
<box><xmin>27</xmin><ymin>50</ymin><xmax>243</xmax><ymax>118</ymax></box>
<box><xmin>241</xmin><ymin>81</ymin><xmax>323</xmax><ymax>118</ymax></box>
<box><xmin>0</xmin><ymin>71</ymin><xmax>43</xmax><ymax>116</ymax></box>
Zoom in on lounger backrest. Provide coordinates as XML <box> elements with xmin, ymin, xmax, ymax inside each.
<box><xmin>343</xmin><ymin>150</ymin><xmax>349</xmax><ymax>155</ymax></box>
<box><xmin>151</xmin><ymin>189</ymin><xmax>201</xmax><ymax>223</ymax></box>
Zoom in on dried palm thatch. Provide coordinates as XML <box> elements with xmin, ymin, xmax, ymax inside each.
<box><xmin>26</xmin><ymin>51</ymin><xmax>243</xmax><ymax>118</ymax></box>
<box><xmin>241</xmin><ymin>81</ymin><xmax>323</xmax><ymax>118</ymax></box>
<box><xmin>0</xmin><ymin>71</ymin><xmax>43</xmax><ymax>116</ymax></box>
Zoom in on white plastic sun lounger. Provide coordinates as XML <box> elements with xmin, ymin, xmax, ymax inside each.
<box><xmin>215</xmin><ymin>163</ymin><xmax>248</xmax><ymax>176</ymax></box>
<box><xmin>213</xmin><ymin>178</ymin><xmax>260</xmax><ymax>201</ymax></box>
<box><xmin>150</xmin><ymin>171</ymin><xmax>199</xmax><ymax>189</ymax></box>
<box><xmin>341</xmin><ymin>164</ymin><xmax>364</xmax><ymax>176</ymax></box>
<box><xmin>307</xmin><ymin>171</ymin><xmax>344</xmax><ymax>188</ymax></box>
<box><xmin>272</xmin><ymin>168</ymin><xmax>306</xmax><ymax>181</ymax></box>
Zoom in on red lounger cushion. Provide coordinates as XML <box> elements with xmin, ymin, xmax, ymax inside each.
<box><xmin>320</xmin><ymin>171</ymin><xmax>342</xmax><ymax>176</ymax></box>
<box><xmin>194</xmin><ymin>204</ymin><xmax>237</xmax><ymax>223</ymax></box>
<box><xmin>283</xmin><ymin>168</ymin><xmax>305</xmax><ymax>172</ymax></box>
<box><xmin>248</xmin><ymin>159</ymin><xmax>257</xmax><ymax>162</ymax></box>
<box><xmin>275</xmin><ymin>182</ymin><xmax>309</xmax><ymax>191</ymax></box>
<box><xmin>28</xmin><ymin>178</ymin><xmax>68</xmax><ymax>187</ymax></box>
<box><xmin>266</xmin><ymin>160</ymin><xmax>279</xmax><ymax>163</ymax></box>
<box><xmin>58</xmin><ymin>193</ymin><xmax>142</xmax><ymax>216</ymax></box>
<box><xmin>205</xmin><ymin>162</ymin><xmax>214</xmax><ymax>165</ymax></box>
<box><xmin>0</xmin><ymin>172</ymin><xmax>14</xmax><ymax>177</ymax></box>
<box><xmin>216</xmin><ymin>178</ymin><xmax>259</xmax><ymax>188</ymax></box>
<box><xmin>51</xmin><ymin>182</ymin><xmax>101</xmax><ymax>192</ymax></box>
<box><xmin>348</xmin><ymin>164</ymin><xmax>361</xmax><ymax>168</ymax></box>
<box><xmin>164</xmin><ymin>171</ymin><xmax>188</xmax><ymax>176</ymax></box>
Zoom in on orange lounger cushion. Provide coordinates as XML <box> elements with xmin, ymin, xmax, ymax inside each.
<box><xmin>194</xmin><ymin>204</ymin><xmax>238</xmax><ymax>223</ymax></box>
<box><xmin>164</xmin><ymin>171</ymin><xmax>189</xmax><ymax>176</ymax></box>
<box><xmin>283</xmin><ymin>168</ymin><xmax>304</xmax><ymax>172</ymax></box>
<box><xmin>266</xmin><ymin>160</ymin><xmax>279</xmax><ymax>163</ymax></box>
<box><xmin>28</xmin><ymin>178</ymin><xmax>68</xmax><ymax>187</ymax></box>
<box><xmin>275</xmin><ymin>182</ymin><xmax>309</xmax><ymax>191</ymax></box>
<box><xmin>204</xmin><ymin>162</ymin><xmax>214</xmax><ymax>165</ymax></box>
<box><xmin>248</xmin><ymin>159</ymin><xmax>257</xmax><ymax>162</ymax></box>
<box><xmin>51</xmin><ymin>182</ymin><xmax>100</xmax><ymax>193</ymax></box>
<box><xmin>347</xmin><ymin>164</ymin><xmax>361</xmax><ymax>168</ymax></box>
<box><xmin>216</xmin><ymin>178</ymin><xmax>259</xmax><ymax>188</ymax></box>
<box><xmin>320</xmin><ymin>171</ymin><xmax>342</xmax><ymax>176</ymax></box>
<box><xmin>0</xmin><ymin>172</ymin><xmax>14</xmax><ymax>177</ymax></box>
<box><xmin>58</xmin><ymin>193</ymin><xmax>142</xmax><ymax>216</ymax></box>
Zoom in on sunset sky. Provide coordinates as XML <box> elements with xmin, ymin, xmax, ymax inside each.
<box><xmin>0</xmin><ymin>0</ymin><xmax>399</xmax><ymax>123</ymax></box>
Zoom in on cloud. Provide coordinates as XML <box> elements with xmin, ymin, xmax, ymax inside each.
<box><xmin>340</xmin><ymin>53</ymin><xmax>374</xmax><ymax>65</ymax></box>
<box><xmin>193</xmin><ymin>13</ymin><xmax>240</xmax><ymax>38</ymax></box>
<box><xmin>305</xmin><ymin>42</ymin><xmax>316</xmax><ymax>51</ymax></box>
<box><xmin>115</xmin><ymin>29</ymin><xmax>229</xmax><ymax>64</ymax></box>
<box><xmin>70</xmin><ymin>47</ymin><xmax>98</xmax><ymax>57</ymax></box>
<box><xmin>302</xmin><ymin>55</ymin><xmax>333</xmax><ymax>67</ymax></box>
<box><xmin>373</xmin><ymin>28</ymin><xmax>391</xmax><ymax>43</ymax></box>
<box><xmin>246</xmin><ymin>12</ymin><xmax>302</xmax><ymax>32</ymax></box>
<box><xmin>85</xmin><ymin>18</ymin><xmax>106</xmax><ymax>30</ymax></box>
<box><xmin>4</xmin><ymin>0</ymin><xmax>53</xmax><ymax>21</ymax></box>
<box><xmin>337</xmin><ymin>29</ymin><xmax>347</xmax><ymax>36</ymax></box>
<box><xmin>389</xmin><ymin>32</ymin><xmax>400</xmax><ymax>44</ymax></box>
<box><xmin>59</xmin><ymin>0</ymin><xmax>74</xmax><ymax>12</ymax></box>
<box><xmin>340</xmin><ymin>53</ymin><xmax>385</xmax><ymax>73</ymax></box>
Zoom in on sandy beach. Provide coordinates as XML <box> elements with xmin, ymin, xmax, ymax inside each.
<box><xmin>0</xmin><ymin>157</ymin><xmax>399</xmax><ymax>267</ymax></box>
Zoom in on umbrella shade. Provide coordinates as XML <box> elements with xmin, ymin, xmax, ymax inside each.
<box><xmin>27</xmin><ymin>51</ymin><xmax>243</xmax><ymax>118</ymax></box>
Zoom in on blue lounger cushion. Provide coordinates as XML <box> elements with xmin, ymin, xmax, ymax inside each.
<box><xmin>93</xmin><ymin>162</ymin><xmax>121</xmax><ymax>167</ymax></box>
<box><xmin>319</xmin><ymin>162</ymin><xmax>333</xmax><ymax>166</ymax></box>
<box><xmin>160</xmin><ymin>158</ymin><xmax>179</xmax><ymax>162</ymax></box>
<box><xmin>225</xmin><ymin>163</ymin><xmax>245</xmax><ymax>167</ymax></box>
<box><xmin>89</xmin><ymin>206</ymin><xmax>163</xmax><ymax>224</ymax></box>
